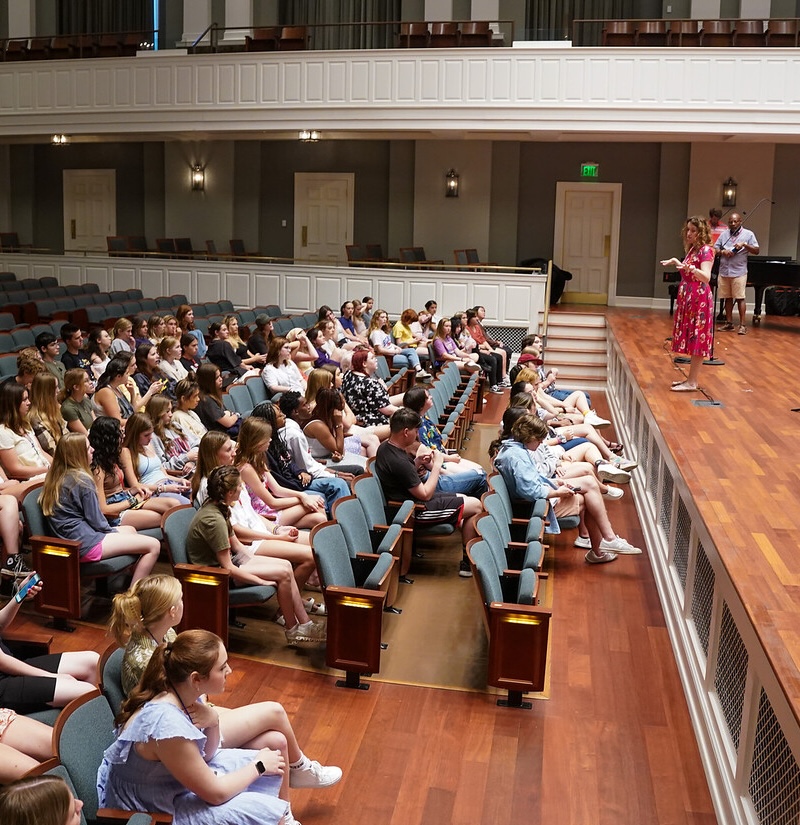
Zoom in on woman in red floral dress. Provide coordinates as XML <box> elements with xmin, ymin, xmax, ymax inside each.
<box><xmin>661</xmin><ymin>216</ymin><xmax>715</xmax><ymax>392</ymax></box>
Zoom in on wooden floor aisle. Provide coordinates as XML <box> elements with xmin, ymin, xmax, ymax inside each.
<box><xmin>8</xmin><ymin>353</ymin><xmax>719</xmax><ymax>825</ymax></box>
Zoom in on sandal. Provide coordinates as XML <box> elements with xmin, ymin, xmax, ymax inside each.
<box><xmin>738</xmin><ymin>325</ymin><xmax>747</xmax><ymax>335</ymax></box>
<box><xmin>607</xmin><ymin>442</ymin><xmax>624</xmax><ymax>454</ymax></box>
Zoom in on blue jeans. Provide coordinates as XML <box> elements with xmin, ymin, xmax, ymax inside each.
<box><xmin>393</xmin><ymin>349</ymin><xmax>421</xmax><ymax>370</ymax></box>
<box><xmin>307</xmin><ymin>476</ymin><xmax>351</xmax><ymax>516</ymax></box>
<box><xmin>435</xmin><ymin>467</ymin><xmax>488</xmax><ymax>498</ymax></box>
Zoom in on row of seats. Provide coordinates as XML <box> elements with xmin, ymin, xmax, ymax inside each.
<box><xmin>107</xmin><ymin>236</ymin><xmax>254</xmax><ymax>260</ymax></box>
<box><xmin>601</xmin><ymin>18</ymin><xmax>799</xmax><ymax>47</ymax></box>
<box><xmin>0</xmin><ymin>32</ymin><xmax>149</xmax><ymax>61</ymax></box>
<box><xmin>397</xmin><ymin>21</ymin><xmax>495</xmax><ymax>48</ymax></box>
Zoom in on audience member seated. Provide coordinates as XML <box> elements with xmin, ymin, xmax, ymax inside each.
<box><xmin>309</xmin><ymin>322</ymin><xmax>342</xmax><ymax>372</ymax></box>
<box><xmin>493</xmin><ymin>413</ymin><xmax>641</xmax><ymax>564</ymax></box>
<box><xmin>361</xmin><ymin>296</ymin><xmax>374</xmax><ymax>327</ymax></box>
<box><xmin>85</xmin><ymin>326</ymin><xmax>112</xmax><ymax>380</ymax></box>
<box><xmin>279</xmin><ymin>390</ymin><xmax>363</xmax><ymax>478</ymax></box>
<box><xmin>515</xmin><ymin>365</ymin><xmax>608</xmax><ymax>428</ymax></box>
<box><xmin>28</xmin><ymin>373</ymin><xmax>66</xmax><ymax>457</ymax></box>
<box><xmin>262</xmin><ymin>337</ymin><xmax>307</xmax><ymax>394</ymax></box>
<box><xmin>351</xmin><ymin>299</ymin><xmax>368</xmax><ymax>338</ymax></box>
<box><xmin>172</xmin><ymin>378</ymin><xmax>207</xmax><ymax>447</ymax></box>
<box><xmin>341</xmin><ymin>349</ymin><xmax>404</xmax><ymax>436</ymax></box>
<box><xmin>466</xmin><ymin>306</ymin><xmax>511</xmax><ymax>384</ymax></box>
<box><xmin>235</xmin><ymin>416</ymin><xmax>326</xmax><ymax>531</ymax></box>
<box><xmin>132</xmin><ymin>317</ymin><xmax>151</xmax><ymax>349</ymax></box>
<box><xmin>246</xmin><ymin>314</ymin><xmax>274</xmax><ymax>356</ymax></box>
<box><xmin>148</xmin><ymin>314</ymin><xmax>166</xmax><ymax>345</ymax></box>
<box><xmin>107</xmin><ymin>573</ymin><xmax>340</xmax><ymax>799</ymax></box>
<box><xmin>0</xmin><ymin>383</ymin><xmax>51</xmax><ymax>481</ymax></box>
<box><xmin>0</xmin><ymin>771</ymin><xmax>86</xmax><ymax>820</ymax></box>
<box><xmin>133</xmin><ymin>342</ymin><xmax>173</xmax><ymax>400</ymax></box>
<box><xmin>392</xmin><ymin>308</ymin><xmax>430</xmax><ymax>360</ymax></box>
<box><xmin>158</xmin><ymin>335</ymin><xmax>189</xmax><ymax>383</ymax></box>
<box><xmin>1</xmin><ymin>353</ymin><xmax>44</xmax><ymax>391</ymax></box>
<box><xmin>284</xmin><ymin>328</ymin><xmax>318</xmax><ymax>375</ymax></box>
<box><xmin>368</xmin><ymin>309</ymin><xmax>430</xmax><ymax>380</ymax></box>
<box><xmin>402</xmin><ymin>386</ymin><xmax>488</xmax><ymax>497</ymax></box>
<box><xmin>59</xmin><ymin>323</ymin><xmax>92</xmax><ymax>374</ymax></box>
<box><xmin>431</xmin><ymin>317</ymin><xmax>483</xmax><ymax>378</ymax></box>
<box><xmin>337</xmin><ymin>300</ymin><xmax>369</xmax><ymax>346</ymax></box>
<box><xmin>120</xmin><ymin>413</ymin><xmax>191</xmax><ymax>505</ymax></box>
<box><xmin>195</xmin><ymin>364</ymin><xmax>242</xmax><ymax>436</ymax></box>
<box><xmin>35</xmin><ymin>332</ymin><xmax>65</xmax><ymax>389</ymax></box>
<box><xmin>375</xmin><ymin>407</ymin><xmax>481</xmax><ymax>578</ymax></box>
<box><xmin>97</xmin><ymin>628</ymin><xmax>291</xmax><ymax>822</ymax></box>
<box><xmin>193</xmin><ymin>434</ymin><xmax>320</xmax><ymax>600</ymax></box>
<box><xmin>164</xmin><ymin>315</ymin><xmax>179</xmax><ymax>339</ymax></box>
<box><xmin>222</xmin><ymin>315</ymin><xmax>249</xmax><ymax>360</ymax></box>
<box><xmin>176</xmin><ymin>304</ymin><xmax>207</xmax><ymax>358</ymax></box>
<box><xmin>109</xmin><ymin>317</ymin><xmax>135</xmax><ymax>356</ymax></box>
<box><xmin>452</xmin><ymin>313</ymin><xmax>502</xmax><ymax>388</ymax></box>
<box><xmin>179</xmin><ymin>333</ymin><xmax>201</xmax><ymax>377</ymax></box>
<box><xmin>207</xmin><ymin>322</ymin><xmax>264</xmax><ymax>385</ymax></box>
<box><xmin>317</xmin><ymin>305</ymin><xmax>355</xmax><ymax>350</ymax></box>
<box><xmin>301</xmin><ymin>387</ymin><xmax>370</xmax><ymax>472</ymax></box>
<box><xmin>42</xmin><ymin>433</ymin><xmax>162</xmax><ymax>582</ymax></box>
<box><xmin>146</xmin><ymin>396</ymin><xmax>197</xmax><ymax>477</ymax></box>
<box><xmin>186</xmin><ymin>470</ymin><xmax>326</xmax><ymax>648</ymax></box>
<box><xmin>89</xmin><ymin>416</ymin><xmax>175</xmax><ymax>530</ymax></box>
<box><xmin>94</xmin><ymin>354</ymin><xmax>158</xmax><ymax>423</ymax></box>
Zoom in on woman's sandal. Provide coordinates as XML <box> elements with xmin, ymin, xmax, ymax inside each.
<box><xmin>607</xmin><ymin>442</ymin><xmax>624</xmax><ymax>454</ymax></box>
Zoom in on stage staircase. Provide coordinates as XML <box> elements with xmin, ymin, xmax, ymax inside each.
<box><xmin>541</xmin><ymin>309</ymin><xmax>607</xmax><ymax>394</ymax></box>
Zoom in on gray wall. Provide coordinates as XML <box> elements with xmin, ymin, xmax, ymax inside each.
<box><xmin>258</xmin><ymin>140</ymin><xmax>393</xmax><ymax>258</ymax></box>
<box><xmin>516</xmin><ymin>142</ymin><xmax>662</xmax><ymax>297</ymax></box>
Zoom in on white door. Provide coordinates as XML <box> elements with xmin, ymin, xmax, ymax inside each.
<box><xmin>294</xmin><ymin>173</ymin><xmax>354</xmax><ymax>263</ymax></box>
<box><xmin>63</xmin><ymin>169</ymin><xmax>116</xmax><ymax>252</ymax></box>
<box><xmin>553</xmin><ymin>182</ymin><xmax>621</xmax><ymax>304</ymax></box>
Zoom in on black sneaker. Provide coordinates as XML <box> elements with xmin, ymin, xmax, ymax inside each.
<box><xmin>458</xmin><ymin>558</ymin><xmax>473</xmax><ymax>578</ymax></box>
<box><xmin>2</xmin><ymin>555</ymin><xmax>31</xmax><ymax>580</ymax></box>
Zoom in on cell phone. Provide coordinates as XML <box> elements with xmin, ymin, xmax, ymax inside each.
<box><xmin>14</xmin><ymin>572</ymin><xmax>41</xmax><ymax>603</ymax></box>
<box><xmin>443</xmin><ymin>449</ymin><xmax>458</xmax><ymax>455</ymax></box>
<box><xmin>567</xmin><ymin>485</ymin><xmax>582</xmax><ymax>493</ymax></box>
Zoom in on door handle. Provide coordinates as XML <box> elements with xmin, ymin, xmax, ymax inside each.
<box><xmin>301</xmin><ymin>226</ymin><xmax>308</xmax><ymax>247</ymax></box>
<box><xmin>71</xmin><ymin>219</ymin><xmax>76</xmax><ymax>240</ymax></box>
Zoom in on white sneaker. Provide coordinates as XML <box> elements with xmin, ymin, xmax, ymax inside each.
<box><xmin>602</xmin><ymin>486</ymin><xmax>624</xmax><ymax>500</ymax></box>
<box><xmin>573</xmin><ymin>535</ymin><xmax>592</xmax><ymax>549</ymax></box>
<box><xmin>417</xmin><ymin>370</ymin><xmax>432</xmax><ymax>380</ymax></box>
<box><xmin>285</xmin><ymin>620</ymin><xmax>326</xmax><ymax>647</ymax></box>
<box><xmin>290</xmin><ymin>759</ymin><xmax>343</xmax><ymax>789</ymax></box>
<box><xmin>500</xmin><ymin>376</ymin><xmax>511</xmax><ymax>387</ymax></box>
<box><xmin>584</xmin><ymin>411</ymin><xmax>610</xmax><ymax>428</ymax></box>
<box><xmin>597</xmin><ymin>463</ymin><xmax>631</xmax><ymax>484</ymax></box>
<box><xmin>490</xmin><ymin>385</ymin><xmax>504</xmax><ymax>394</ymax></box>
<box><xmin>599</xmin><ymin>535</ymin><xmax>642</xmax><ymax>555</ymax></box>
<box><xmin>615</xmin><ymin>457</ymin><xmax>638</xmax><ymax>472</ymax></box>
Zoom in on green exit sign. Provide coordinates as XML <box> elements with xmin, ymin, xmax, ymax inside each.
<box><xmin>580</xmin><ymin>163</ymin><xmax>600</xmax><ymax>178</ymax></box>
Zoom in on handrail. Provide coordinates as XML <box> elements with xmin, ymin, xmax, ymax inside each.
<box><xmin>191</xmin><ymin>23</ymin><xmax>217</xmax><ymax>50</ymax></box>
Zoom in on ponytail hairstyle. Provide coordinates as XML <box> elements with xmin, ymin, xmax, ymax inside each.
<box><xmin>488</xmin><ymin>405</ymin><xmax>530</xmax><ymax>460</ymax></box>
<box><xmin>108</xmin><ymin>573</ymin><xmax>183</xmax><ymax>647</ymax></box>
<box><xmin>117</xmin><ymin>629</ymin><xmax>222</xmax><ymax>728</ymax></box>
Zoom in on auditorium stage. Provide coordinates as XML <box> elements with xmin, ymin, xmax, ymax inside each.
<box><xmin>603</xmin><ymin>306</ymin><xmax>800</xmax><ymax>825</ymax></box>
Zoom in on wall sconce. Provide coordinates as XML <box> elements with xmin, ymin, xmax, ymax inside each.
<box><xmin>722</xmin><ymin>177</ymin><xmax>737</xmax><ymax>207</ymax></box>
<box><xmin>445</xmin><ymin>169</ymin><xmax>459</xmax><ymax>198</ymax></box>
<box><xmin>299</xmin><ymin>130</ymin><xmax>320</xmax><ymax>142</ymax></box>
<box><xmin>191</xmin><ymin>164</ymin><xmax>205</xmax><ymax>191</ymax></box>
<box><xmin>51</xmin><ymin>134</ymin><xmax>69</xmax><ymax>146</ymax></box>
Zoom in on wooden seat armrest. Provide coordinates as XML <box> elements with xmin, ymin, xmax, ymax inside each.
<box><xmin>354</xmin><ymin>552</ymin><xmax>382</xmax><ymax>562</ymax></box>
<box><xmin>31</xmin><ymin>534</ymin><xmax>81</xmax><ymax>551</ymax></box>
<box><xmin>97</xmin><ymin>807</ymin><xmax>173</xmax><ymax>823</ymax></box>
<box><xmin>388</xmin><ymin>498</ymin><xmax>424</xmax><ymax>512</ymax></box>
<box><xmin>508</xmin><ymin>541</ymin><xmax>527</xmax><ymax>550</ymax></box>
<box><xmin>488</xmin><ymin>602</ymin><xmax>552</xmax><ymax>619</ymax></box>
<box><xmin>325</xmin><ymin>584</ymin><xmax>387</xmax><ymax>607</ymax></box>
<box><xmin>3</xmin><ymin>629</ymin><xmax>53</xmax><ymax>652</ymax></box>
<box><xmin>173</xmin><ymin>562</ymin><xmax>230</xmax><ymax>579</ymax></box>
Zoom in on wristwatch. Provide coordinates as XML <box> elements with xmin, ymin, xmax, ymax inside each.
<box><xmin>255</xmin><ymin>760</ymin><xmax>266</xmax><ymax>775</ymax></box>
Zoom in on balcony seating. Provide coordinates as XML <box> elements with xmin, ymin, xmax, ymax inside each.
<box><xmin>397</xmin><ymin>21</ymin><xmax>429</xmax><ymax>48</ymax></box>
<box><xmin>766</xmin><ymin>19</ymin><xmax>798</xmax><ymax>46</ymax></box>
<box><xmin>429</xmin><ymin>22</ymin><xmax>460</xmax><ymax>48</ymax></box>
<box><xmin>668</xmin><ymin>19</ymin><xmax>700</xmax><ymax>46</ymax></box>
<box><xmin>602</xmin><ymin>20</ymin><xmax>636</xmax><ymax>46</ymax></box>
<box><xmin>460</xmin><ymin>21</ymin><xmax>493</xmax><ymax>47</ymax></box>
<box><xmin>245</xmin><ymin>27</ymin><xmax>281</xmax><ymax>51</ymax></box>
<box><xmin>733</xmin><ymin>20</ymin><xmax>766</xmax><ymax>46</ymax></box>
<box><xmin>635</xmin><ymin>20</ymin><xmax>668</xmax><ymax>46</ymax></box>
<box><xmin>700</xmin><ymin>19</ymin><xmax>733</xmax><ymax>47</ymax></box>
<box><xmin>279</xmin><ymin>26</ymin><xmax>309</xmax><ymax>50</ymax></box>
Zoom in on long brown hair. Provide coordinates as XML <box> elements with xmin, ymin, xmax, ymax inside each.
<box><xmin>121</xmin><ymin>413</ymin><xmax>154</xmax><ymax>480</ymax></box>
<box><xmin>0</xmin><ymin>775</ymin><xmax>73</xmax><ymax>825</ymax></box>
<box><xmin>0</xmin><ymin>383</ymin><xmax>31</xmax><ymax>435</ymax></box>
<box><xmin>117</xmin><ymin>629</ymin><xmax>222</xmax><ymax>728</ymax></box>
<box><xmin>234</xmin><ymin>416</ymin><xmax>271</xmax><ymax>477</ymax></box>
<box><xmin>196</xmin><ymin>363</ymin><xmax>223</xmax><ymax>404</ymax></box>
<box><xmin>682</xmin><ymin>215</ymin><xmax>712</xmax><ymax>250</ymax></box>
<box><xmin>39</xmin><ymin>432</ymin><xmax>92</xmax><ymax>516</ymax></box>
<box><xmin>29</xmin><ymin>372</ymin><xmax>62</xmax><ymax>448</ymax></box>
<box><xmin>191</xmin><ymin>431</ymin><xmax>230</xmax><ymax>499</ymax></box>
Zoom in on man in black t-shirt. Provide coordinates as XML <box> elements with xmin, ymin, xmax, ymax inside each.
<box><xmin>60</xmin><ymin>323</ymin><xmax>93</xmax><ymax>378</ymax></box>
<box><xmin>374</xmin><ymin>408</ymin><xmax>481</xmax><ymax>577</ymax></box>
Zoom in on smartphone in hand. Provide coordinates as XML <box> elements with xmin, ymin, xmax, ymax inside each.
<box><xmin>14</xmin><ymin>572</ymin><xmax>41</xmax><ymax>603</ymax></box>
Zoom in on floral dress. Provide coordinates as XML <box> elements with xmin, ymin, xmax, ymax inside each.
<box><xmin>671</xmin><ymin>244</ymin><xmax>714</xmax><ymax>358</ymax></box>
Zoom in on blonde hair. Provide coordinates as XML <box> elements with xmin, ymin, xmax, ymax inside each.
<box><xmin>304</xmin><ymin>368</ymin><xmax>333</xmax><ymax>408</ymax></box>
<box><xmin>222</xmin><ymin>315</ymin><xmax>244</xmax><ymax>349</ymax></box>
<box><xmin>514</xmin><ymin>367</ymin><xmax>539</xmax><ymax>385</ymax></box>
<box><xmin>39</xmin><ymin>432</ymin><xmax>92</xmax><ymax>516</ymax></box>
<box><xmin>113</xmin><ymin>317</ymin><xmax>132</xmax><ymax>338</ymax></box>
<box><xmin>28</xmin><ymin>372</ymin><xmax>62</xmax><ymax>448</ymax></box>
<box><xmin>108</xmin><ymin>573</ymin><xmax>183</xmax><ymax>647</ymax></box>
<box><xmin>157</xmin><ymin>336</ymin><xmax>180</xmax><ymax>362</ymax></box>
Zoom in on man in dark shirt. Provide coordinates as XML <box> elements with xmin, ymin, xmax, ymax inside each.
<box><xmin>374</xmin><ymin>407</ymin><xmax>481</xmax><ymax>577</ymax></box>
<box><xmin>60</xmin><ymin>323</ymin><xmax>92</xmax><ymax>377</ymax></box>
<box><xmin>36</xmin><ymin>331</ymin><xmax>66</xmax><ymax>389</ymax></box>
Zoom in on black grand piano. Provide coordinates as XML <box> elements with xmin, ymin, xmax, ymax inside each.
<box><xmin>746</xmin><ymin>256</ymin><xmax>800</xmax><ymax>323</ymax></box>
